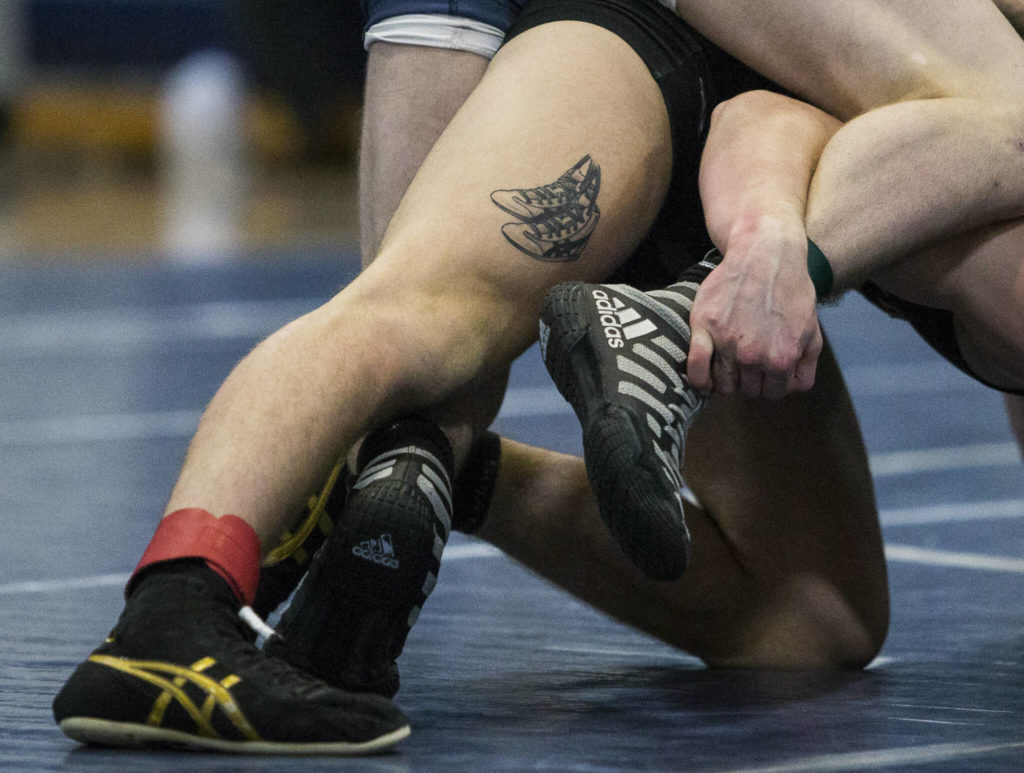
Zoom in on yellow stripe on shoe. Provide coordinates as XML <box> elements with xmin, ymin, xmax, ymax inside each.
<box><xmin>263</xmin><ymin>459</ymin><xmax>343</xmax><ymax>567</ymax></box>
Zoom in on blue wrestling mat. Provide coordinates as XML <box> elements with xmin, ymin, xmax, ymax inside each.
<box><xmin>2</xmin><ymin>251</ymin><xmax>1022</xmax><ymax>772</ymax></box>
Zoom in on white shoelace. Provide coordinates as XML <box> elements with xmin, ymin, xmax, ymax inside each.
<box><xmin>238</xmin><ymin>605</ymin><xmax>278</xmax><ymax>644</ymax></box>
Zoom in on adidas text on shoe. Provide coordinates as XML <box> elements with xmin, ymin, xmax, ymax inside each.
<box><xmin>539</xmin><ymin>282</ymin><xmax>705</xmax><ymax>580</ymax></box>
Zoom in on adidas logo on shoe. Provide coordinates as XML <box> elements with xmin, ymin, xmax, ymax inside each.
<box><xmin>352</xmin><ymin>533</ymin><xmax>400</xmax><ymax>569</ymax></box>
<box><xmin>591</xmin><ymin>289</ymin><xmax>659</xmax><ymax>350</ymax></box>
<box><xmin>265</xmin><ymin>417</ymin><xmax>455</xmax><ymax>698</ymax></box>
<box><xmin>539</xmin><ymin>277</ymin><xmax>711</xmax><ymax>580</ymax></box>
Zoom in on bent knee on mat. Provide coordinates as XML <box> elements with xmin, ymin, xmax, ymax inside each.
<box><xmin>696</xmin><ymin>574</ymin><xmax>888</xmax><ymax>671</ymax></box>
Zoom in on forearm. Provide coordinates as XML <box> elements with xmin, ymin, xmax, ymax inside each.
<box><xmin>699</xmin><ymin>90</ymin><xmax>840</xmax><ymax>254</ymax></box>
<box><xmin>806</xmin><ymin>96</ymin><xmax>1024</xmax><ymax>289</ymax></box>
<box><xmin>688</xmin><ymin>91</ymin><xmax>835</xmax><ymax>397</ymax></box>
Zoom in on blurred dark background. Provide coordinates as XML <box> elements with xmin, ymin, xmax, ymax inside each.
<box><xmin>1</xmin><ymin>0</ymin><xmax>372</xmax><ymax>258</ymax></box>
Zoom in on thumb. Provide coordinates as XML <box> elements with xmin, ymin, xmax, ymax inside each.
<box><xmin>687</xmin><ymin>326</ymin><xmax>715</xmax><ymax>393</ymax></box>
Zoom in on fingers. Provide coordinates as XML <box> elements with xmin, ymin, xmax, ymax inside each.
<box><xmin>788</xmin><ymin>326</ymin><xmax>823</xmax><ymax>394</ymax></box>
<box><xmin>712</xmin><ymin>348</ymin><xmax>739</xmax><ymax>396</ymax></box>
<box><xmin>689</xmin><ymin>336</ymin><xmax>822</xmax><ymax>399</ymax></box>
<box><xmin>687</xmin><ymin>327</ymin><xmax>716</xmax><ymax>393</ymax></box>
<box><xmin>688</xmin><ymin>319</ymin><xmax>823</xmax><ymax>399</ymax></box>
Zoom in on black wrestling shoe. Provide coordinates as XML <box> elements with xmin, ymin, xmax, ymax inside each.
<box><xmin>252</xmin><ymin>460</ymin><xmax>348</xmax><ymax>619</ymax></box>
<box><xmin>53</xmin><ymin>562</ymin><xmax>410</xmax><ymax>754</ymax></box>
<box><xmin>266</xmin><ymin>417</ymin><xmax>453</xmax><ymax>698</ymax></box>
<box><xmin>538</xmin><ymin>254</ymin><xmax>719</xmax><ymax>580</ymax></box>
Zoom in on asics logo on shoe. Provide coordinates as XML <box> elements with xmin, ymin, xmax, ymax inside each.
<box><xmin>86</xmin><ymin>653</ymin><xmax>261</xmax><ymax>741</ymax></box>
<box><xmin>352</xmin><ymin>533</ymin><xmax>400</xmax><ymax>569</ymax></box>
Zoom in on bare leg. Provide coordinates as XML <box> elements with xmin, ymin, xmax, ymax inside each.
<box><xmin>359</xmin><ymin>44</ymin><xmax>488</xmax><ymax>264</ymax></box>
<box><xmin>164</xmin><ymin>22</ymin><xmax>673</xmax><ymax>543</ymax></box>
<box><xmin>482</xmin><ymin>338</ymin><xmax>887</xmax><ymax>668</ymax></box>
<box><xmin>359</xmin><ymin>42</ymin><xmax>506</xmax><ymax>464</ymax></box>
<box><xmin>867</xmin><ymin>219</ymin><xmax>1024</xmax><ymax>391</ymax></box>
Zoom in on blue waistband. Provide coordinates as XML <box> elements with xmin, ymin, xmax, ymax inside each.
<box><xmin>362</xmin><ymin>0</ymin><xmax>525</xmax><ymax>32</ymax></box>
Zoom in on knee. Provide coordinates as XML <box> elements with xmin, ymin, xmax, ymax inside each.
<box><xmin>322</xmin><ymin>270</ymin><xmax>513</xmax><ymax>408</ymax></box>
<box><xmin>702</xmin><ymin>574</ymin><xmax>889</xmax><ymax>671</ymax></box>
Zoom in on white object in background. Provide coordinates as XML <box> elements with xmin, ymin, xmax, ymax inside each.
<box><xmin>160</xmin><ymin>50</ymin><xmax>247</xmax><ymax>263</ymax></box>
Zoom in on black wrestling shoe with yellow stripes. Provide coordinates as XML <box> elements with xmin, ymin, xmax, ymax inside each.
<box><xmin>52</xmin><ymin>562</ymin><xmax>410</xmax><ymax>755</ymax></box>
<box><xmin>538</xmin><ymin>252</ymin><xmax>720</xmax><ymax>581</ymax></box>
<box><xmin>265</xmin><ymin>417</ymin><xmax>454</xmax><ymax>698</ymax></box>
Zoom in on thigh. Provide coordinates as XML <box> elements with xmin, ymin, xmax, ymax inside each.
<box><xmin>360</xmin><ymin>19</ymin><xmax>674</xmax><ymax>368</ymax></box>
<box><xmin>870</xmin><ymin>218</ymin><xmax>1024</xmax><ymax>391</ymax></box>
<box><xmin>360</xmin><ymin>43</ymin><xmax>489</xmax><ymax>261</ymax></box>
<box><xmin>676</xmin><ymin>0</ymin><xmax>1024</xmax><ymax>117</ymax></box>
<box><xmin>680</xmin><ymin>333</ymin><xmax>889</xmax><ymax>664</ymax></box>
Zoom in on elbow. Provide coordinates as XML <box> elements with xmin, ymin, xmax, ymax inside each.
<box><xmin>710</xmin><ymin>90</ymin><xmax>791</xmax><ymax>130</ymax></box>
<box><xmin>711</xmin><ymin>90</ymin><xmax>841</xmax><ymax>141</ymax></box>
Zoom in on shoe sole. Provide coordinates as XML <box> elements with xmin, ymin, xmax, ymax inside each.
<box><xmin>541</xmin><ymin>282</ymin><xmax>690</xmax><ymax>581</ymax></box>
<box><xmin>59</xmin><ymin>717</ymin><xmax>410</xmax><ymax>755</ymax></box>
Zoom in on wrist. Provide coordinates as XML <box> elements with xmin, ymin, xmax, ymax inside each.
<box><xmin>723</xmin><ymin>206</ymin><xmax>807</xmax><ymax>258</ymax></box>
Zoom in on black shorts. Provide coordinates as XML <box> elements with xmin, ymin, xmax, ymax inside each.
<box><xmin>860</xmin><ymin>282</ymin><xmax>1024</xmax><ymax>395</ymax></box>
<box><xmin>504</xmin><ymin>0</ymin><xmax>778</xmax><ymax>289</ymax></box>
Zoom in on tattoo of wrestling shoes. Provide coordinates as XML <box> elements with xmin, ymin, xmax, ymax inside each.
<box><xmin>502</xmin><ymin>205</ymin><xmax>600</xmax><ymax>261</ymax></box>
<box><xmin>538</xmin><ymin>253</ymin><xmax>721</xmax><ymax>580</ymax></box>
<box><xmin>492</xmin><ymin>155</ymin><xmax>601</xmax><ymax>262</ymax></box>
<box><xmin>491</xmin><ymin>154</ymin><xmax>600</xmax><ymax>220</ymax></box>
<box><xmin>53</xmin><ymin>562</ymin><xmax>410</xmax><ymax>754</ymax></box>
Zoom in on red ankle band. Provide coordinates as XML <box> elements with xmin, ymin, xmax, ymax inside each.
<box><xmin>132</xmin><ymin>508</ymin><xmax>261</xmax><ymax>605</ymax></box>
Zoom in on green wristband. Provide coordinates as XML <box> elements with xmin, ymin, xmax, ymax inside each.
<box><xmin>806</xmin><ymin>238</ymin><xmax>834</xmax><ymax>300</ymax></box>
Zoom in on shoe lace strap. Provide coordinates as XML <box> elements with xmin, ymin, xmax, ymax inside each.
<box><xmin>238</xmin><ymin>605</ymin><xmax>279</xmax><ymax>642</ymax></box>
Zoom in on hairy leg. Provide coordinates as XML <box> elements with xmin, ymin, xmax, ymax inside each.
<box><xmin>482</xmin><ymin>338</ymin><xmax>887</xmax><ymax>668</ymax></box>
<box><xmin>359</xmin><ymin>43</ymin><xmax>489</xmax><ymax>266</ymax></box>
<box><xmin>164</xmin><ymin>21</ymin><xmax>672</xmax><ymax>543</ymax></box>
<box><xmin>358</xmin><ymin>42</ymin><xmax>504</xmax><ymax>464</ymax></box>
